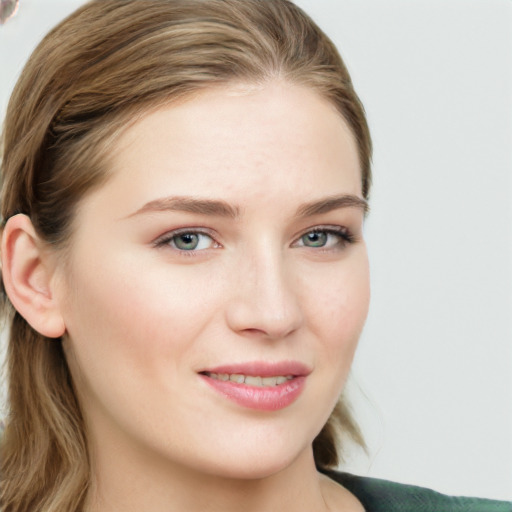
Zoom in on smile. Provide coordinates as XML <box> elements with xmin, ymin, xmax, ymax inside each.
<box><xmin>203</xmin><ymin>372</ymin><xmax>294</xmax><ymax>387</ymax></box>
<box><xmin>199</xmin><ymin>361</ymin><xmax>310</xmax><ymax>411</ymax></box>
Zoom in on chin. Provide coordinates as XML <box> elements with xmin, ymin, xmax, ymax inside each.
<box><xmin>190</xmin><ymin>439</ymin><xmax>314</xmax><ymax>481</ymax></box>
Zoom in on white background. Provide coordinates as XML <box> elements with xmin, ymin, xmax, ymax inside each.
<box><xmin>1</xmin><ymin>0</ymin><xmax>511</xmax><ymax>501</ymax></box>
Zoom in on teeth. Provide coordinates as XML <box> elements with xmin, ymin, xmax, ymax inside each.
<box><xmin>244</xmin><ymin>376</ymin><xmax>263</xmax><ymax>386</ymax></box>
<box><xmin>206</xmin><ymin>373</ymin><xmax>294</xmax><ymax>386</ymax></box>
<box><xmin>261</xmin><ymin>376</ymin><xmax>278</xmax><ymax>386</ymax></box>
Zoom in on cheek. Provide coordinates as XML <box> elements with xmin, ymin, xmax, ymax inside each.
<box><xmin>304</xmin><ymin>253</ymin><xmax>370</xmax><ymax>364</ymax></box>
<box><xmin>60</xmin><ymin>252</ymin><xmax>213</xmax><ymax>384</ymax></box>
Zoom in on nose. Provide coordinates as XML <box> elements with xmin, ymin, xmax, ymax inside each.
<box><xmin>225</xmin><ymin>248</ymin><xmax>304</xmax><ymax>340</ymax></box>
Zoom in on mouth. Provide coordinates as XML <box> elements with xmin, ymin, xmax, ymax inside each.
<box><xmin>201</xmin><ymin>372</ymin><xmax>294</xmax><ymax>387</ymax></box>
<box><xmin>198</xmin><ymin>361</ymin><xmax>310</xmax><ymax>411</ymax></box>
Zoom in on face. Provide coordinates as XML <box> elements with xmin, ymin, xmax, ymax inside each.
<box><xmin>56</xmin><ymin>81</ymin><xmax>370</xmax><ymax>480</ymax></box>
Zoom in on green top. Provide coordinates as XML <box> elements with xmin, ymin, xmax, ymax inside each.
<box><xmin>323</xmin><ymin>470</ymin><xmax>512</xmax><ymax>512</ymax></box>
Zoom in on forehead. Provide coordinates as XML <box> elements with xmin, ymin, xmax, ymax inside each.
<box><xmin>89</xmin><ymin>81</ymin><xmax>362</xmax><ymax>217</ymax></box>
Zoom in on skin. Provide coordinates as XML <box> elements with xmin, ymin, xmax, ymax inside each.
<box><xmin>11</xmin><ymin>81</ymin><xmax>370</xmax><ymax>511</ymax></box>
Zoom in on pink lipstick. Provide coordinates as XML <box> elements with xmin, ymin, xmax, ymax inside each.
<box><xmin>199</xmin><ymin>361</ymin><xmax>310</xmax><ymax>411</ymax></box>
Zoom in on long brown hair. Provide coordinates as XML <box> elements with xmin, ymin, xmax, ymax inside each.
<box><xmin>0</xmin><ymin>1</ymin><xmax>372</xmax><ymax>510</ymax></box>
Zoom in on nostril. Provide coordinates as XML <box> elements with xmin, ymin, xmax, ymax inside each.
<box><xmin>243</xmin><ymin>328</ymin><xmax>266</xmax><ymax>335</ymax></box>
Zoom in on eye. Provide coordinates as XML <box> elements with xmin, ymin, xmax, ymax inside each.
<box><xmin>155</xmin><ymin>230</ymin><xmax>218</xmax><ymax>251</ymax></box>
<box><xmin>301</xmin><ymin>231</ymin><xmax>329</xmax><ymax>248</ymax></box>
<box><xmin>295</xmin><ymin>227</ymin><xmax>354</xmax><ymax>249</ymax></box>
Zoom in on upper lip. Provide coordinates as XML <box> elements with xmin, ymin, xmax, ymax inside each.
<box><xmin>199</xmin><ymin>361</ymin><xmax>312</xmax><ymax>377</ymax></box>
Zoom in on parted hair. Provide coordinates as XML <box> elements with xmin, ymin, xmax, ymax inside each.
<box><xmin>0</xmin><ymin>1</ymin><xmax>372</xmax><ymax>510</ymax></box>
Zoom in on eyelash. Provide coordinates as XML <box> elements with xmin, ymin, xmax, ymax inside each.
<box><xmin>153</xmin><ymin>225</ymin><xmax>356</xmax><ymax>254</ymax></box>
<box><xmin>153</xmin><ymin>228</ymin><xmax>219</xmax><ymax>253</ymax></box>
<box><xmin>294</xmin><ymin>226</ymin><xmax>356</xmax><ymax>250</ymax></box>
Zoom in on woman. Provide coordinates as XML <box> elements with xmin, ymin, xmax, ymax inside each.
<box><xmin>0</xmin><ymin>1</ymin><xmax>509</xmax><ymax>511</ymax></box>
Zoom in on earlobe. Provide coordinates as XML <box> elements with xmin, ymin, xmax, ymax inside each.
<box><xmin>1</xmin><ymin>214</ymin><xmax>66</xmax><ymax>338</ymax></box>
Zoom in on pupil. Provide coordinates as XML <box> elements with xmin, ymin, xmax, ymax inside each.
<box><xmin>175</xmin><ymin>233</ymin><xmax>198</xmax><ymax>249</ymax></box>
<box><xmin>305</xmin><ymin>232</ymin><xmax>326</xmax><ymax>247</ymax></box>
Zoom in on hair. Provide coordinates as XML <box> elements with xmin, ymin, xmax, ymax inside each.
<box><xmin>0</xmin><ymin>0</ymin><xmax>372</xmax><ymax>510</ymax></box>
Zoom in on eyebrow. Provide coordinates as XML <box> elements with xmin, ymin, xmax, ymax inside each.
<box><xmin>127</xmin><ymin>193</ymin><xmax>368</xmax><ymax>220</ymax></box>
<box><xmin>127</xmin><ymin>196</ymin><xmax>240</xmax><ymax>219</ymax></box>
<box><xmin>296</xmin><ymin>194</ymin><xmax>369</xmax><ymax>217</ymax></box>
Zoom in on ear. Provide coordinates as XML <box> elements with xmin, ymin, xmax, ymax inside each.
<box><xmin>1</xmin><ymin>214</ymin><xmax>66</xmax><ymax>338</ymax></box>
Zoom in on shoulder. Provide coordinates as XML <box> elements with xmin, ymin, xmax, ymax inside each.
<box><xmin>321</xmin><ymin>469</ymin><xmax>512</xmax><ymax>512</ymax></box>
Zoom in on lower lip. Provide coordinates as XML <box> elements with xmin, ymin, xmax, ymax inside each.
<box><xmin>200</xmin><ymin>375</ymin><xmax>306</xmax><ymax>411</ymax></box>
